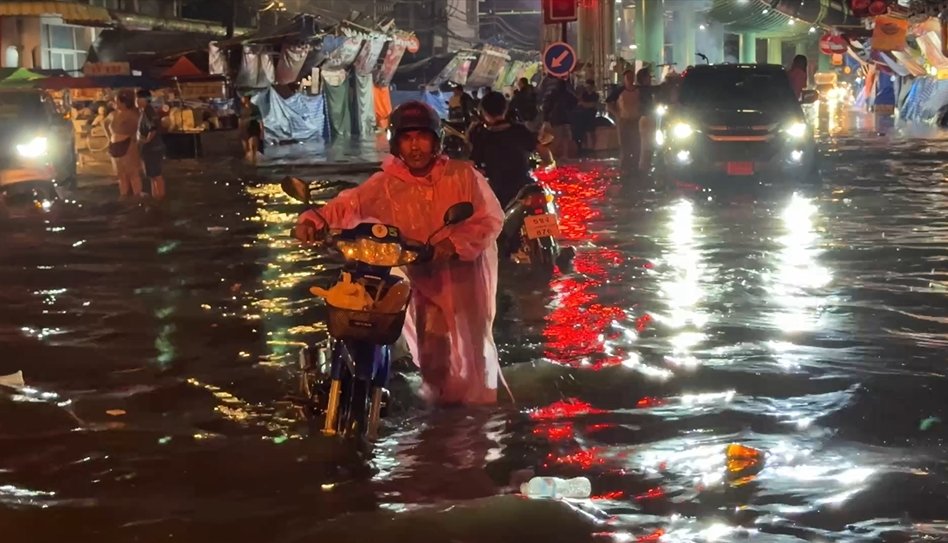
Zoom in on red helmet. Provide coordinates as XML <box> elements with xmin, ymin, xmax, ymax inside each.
<box><xmin>388</xmin><ymin>101</ymin><xmax>443</xmax><ymax>154</ymax></box>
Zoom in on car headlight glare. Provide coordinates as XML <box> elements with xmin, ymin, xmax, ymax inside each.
<box><xmin>783</xmin><ymin>122</ymin><xmax>807</xmax><ymax>139</ymax></box>
<box><xmin>671</xmin><ymin>122</ymin><xmax>694</xmax><ymax>140</ymax></box>
<box><xmin>16</xmin><ymin>136</ymin><xmax>49</xmax><ymax>158</ymax></box>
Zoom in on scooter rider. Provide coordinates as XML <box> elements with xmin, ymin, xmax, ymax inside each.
<box><xmin>294</xmin><ymin>101</ymin><xmax>505</xmax><ymax>405</ymax></box>
<box><xmin>469</xmin><ymin>91</ymin><xmax>539</xmax><ymax>208</ymax></box>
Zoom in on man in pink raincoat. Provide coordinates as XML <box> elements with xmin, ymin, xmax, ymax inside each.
<box><xmin>294</xmin><ymin>101</ymin><xmax>505</xmax><ymax>405</ymax></box>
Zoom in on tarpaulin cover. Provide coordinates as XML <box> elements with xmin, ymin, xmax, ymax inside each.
<box><xmin>276</xmin><ymin>44</ymin><xmax>311</xmax><ymax>84</ymax></box>
<box><xmin>353</xmin><ymin>73</ymin><xmax>376</xmax><ymax>136</ymax></box>
<box><xmin>252</xmin><ymin>87</ymin><xmax>325</xmax><ymax>142</ymax></box>
<box><xmin>354</xmin><ymin>37</ymin><xmax>386</xmax><ymax>76</ymax></box>
<box><xmin>375</xmin><ymin>38</ymin><xmax>407</xmax><ymax>87</ymax></box>
<box><xmin>373</xmin><ymin>84</ymin><xmax>392</xmax><ymax>129</ymax></box>
<box><xmin>260</xmin><ymin>53</ymin><xmax>275</xmax><ymax>87</ymax></box>
<box><xmin>390</xmin><ymin>89</ymin><xmax>448</xmax><ymax>119</ymax></box>
<box><xmin>236</xmin><ymin>46</ymin><xmax>273</xmax><ymax>88</ymax></box>
<box><xmin>466</xmin><ymin>45</ymin><xmax>509</xmax><ymax>89</ymax></box>
<box><xmin>323</xmin><ymin>71</ymin><xmax>351</xmax><ymax>138</ymax></box>
<box><xmin>323</xmin><ymin>36</ymin><xmax>363</xmax><ymax>70</ymax></box>
<box><xmin>430</xmin><ymin>53</ymin><xmax>475</xmax><ymax>87</ymax></box>
<box><xmin>900</xmin><ymin>77</ymin><xmax>948</xmax><ymax>123</ymax></box>
<box><xmin>875</xmin><ymin>71</ymin><xmax>895</xmax><ymax>106</ymax></box>
<box><xmin>209</xmin><ymin>42</ymin><xmax>227</xmax><ymax>75</ymax></box>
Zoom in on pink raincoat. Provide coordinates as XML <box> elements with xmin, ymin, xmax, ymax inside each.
<box><xmin>298</xmin><ymin>155</ymin><xmax>504</xmax><ymax>404</ymax></box>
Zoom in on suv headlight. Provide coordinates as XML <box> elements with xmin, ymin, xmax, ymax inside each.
<box><xmin>783</xmin><ymin>122</ymin><xmax>807</xmax><ymax>139</ymax></box>
<box><xmin>671</xmin><ymin>122</ymin><xmax>694</xmax><ymax>140</ymax></box>
<box><xmin>16</xmin><ymin>136</ymin><xmax>49</xmax><ymax>158</ymax></box>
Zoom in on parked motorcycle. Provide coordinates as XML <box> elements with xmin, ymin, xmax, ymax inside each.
<box><xmin>501</xmin><ymin>182</ymin><xmax>572</xmax><ymax>271</ymax></box>
<box><xmin>441</xmin><ymin>120</ymin><xmax>472</xmax><ymax>159</ymax></box>
<box><xmin>281</xmin><ymin>177</ymin><xmax>474</xmax><ymax>440</ymax></box>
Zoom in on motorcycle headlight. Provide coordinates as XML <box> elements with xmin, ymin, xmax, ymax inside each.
<box><xmin>783</xmin><ymin>122</ymin><xmax>807</xmax><ymax>139</ymax></box>
<box><xmin>655</xmin><ymin>104</ymin><xmax>668</xmax><ymax>117</ymax></box>
<box><xmin>671</xmin><ymin>122</ymin><xmax>694</xmax><ymax>140</ymax></box>
<box><xmin>336</xmin><ymin>238</ymin><xmax>417</xmax><ymax>266</ymax></box>
<box><xmin>16</xmin><ymin>136</ymin><xmax>48</xmax><ymax>158</ymax></box>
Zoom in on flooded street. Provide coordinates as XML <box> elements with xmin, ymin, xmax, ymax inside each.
<box><xmin>2</xmin><ymin>131</ymin><xmax>948</xmax><ymax>542</ymax></box>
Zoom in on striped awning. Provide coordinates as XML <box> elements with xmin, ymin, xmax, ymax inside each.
<box><xmin>0</xmin><ymin>2</ymin><xmax>113</xmax><ymax>26</ymax></box>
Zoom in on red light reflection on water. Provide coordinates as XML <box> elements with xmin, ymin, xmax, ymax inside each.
<box><xmin>535</xmin><ymin>165</ymin><xmax>617</xmax><ymax>241</ymax></box>
<box><xmin>539</xmin><ymin>166</ymin><xmax>631</xmax><ymax>369</ymax></box>
<box><xmin>529</xmin><ymin>398</ymin><xmax>605</xmax><ymax>421</ymax></box>
<box><xmin>592</xmin><ymin>490</ymin><xmax>625</xmax><ymax>500</ymax></box>
<box><xmin>532</xmin><ymin>423</ymin><xmax>574</xmax><ymax>442</ymax></box>
<box><xmin>546</xmin><ymin>447</ymin><xmax>605</xmax><ymax>469</ymax></box>
<box><xmin>638</xmin><ymin>529</ymin><xmax>666</xmax><ymax>542</ymax></box>
<box><xmin>635</xmin><ymin>486</ymin><xmax>666</xmax><ymax>501</ymax></box>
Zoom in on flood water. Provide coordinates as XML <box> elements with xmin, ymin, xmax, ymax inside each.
<box><xmin>1</xmin><ymin>131</ymin><xmax>947</xmax><ymax>542</ymax></box>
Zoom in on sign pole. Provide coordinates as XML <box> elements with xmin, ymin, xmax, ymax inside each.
<box><xmin>561</xmin><ymin>22</ymin><xmax>567</xmax><ymax>43</ymax></box>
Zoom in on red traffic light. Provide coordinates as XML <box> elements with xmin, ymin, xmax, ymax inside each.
<box><xmin>544</xmin><ymin>0</ymin><xmax>578</xmax><ymax>24</ymax></box>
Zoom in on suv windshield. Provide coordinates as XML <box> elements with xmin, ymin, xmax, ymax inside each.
<box><xmin>680</xmin><ymin>69</ymin><xmax>797</xmax><ymax>110</ymax></box>
<box><xmin>0</xmin><ymin>92</ymin><xmax>49</xmax><ymax>122</ymax></box>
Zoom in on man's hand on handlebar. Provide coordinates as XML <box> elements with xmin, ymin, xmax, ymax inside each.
<box><xmin>294</xmin><ymin>221</ymin><xmax>323</xmax><ymax>243</ymax></box>
<box><xmin>432</xmin><ymin>237</ymin><xmax>458</xmax><ymax>262</ymax></box>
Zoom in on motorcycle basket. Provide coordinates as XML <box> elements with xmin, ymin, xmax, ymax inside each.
<box><xmin>326</xmin><ymin>304</ymin><xmax>406</xmax><ymax>345</ymax></box>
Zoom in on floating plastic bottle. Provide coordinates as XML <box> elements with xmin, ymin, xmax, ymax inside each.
<box><xmin>520</xmin><ymin>476</ymin><xmax>592</xmax><ymax>499</ymax></box>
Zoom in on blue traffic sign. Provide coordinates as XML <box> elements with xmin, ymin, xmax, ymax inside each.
<box><xmin>542</xmin><ymin>42</ymin><xmax>576</xmax><ymax>78</ymax></box>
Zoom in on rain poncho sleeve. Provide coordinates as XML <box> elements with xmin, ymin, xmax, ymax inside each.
<box><xmin>439</xmin><ymin>162</ymin><xmax>504</xmax><ymax>261</ymax></box>
<box><xmin>296</xmin><ymin>155</ymin><xmax>505</xmax><ymax>405</ymax></box>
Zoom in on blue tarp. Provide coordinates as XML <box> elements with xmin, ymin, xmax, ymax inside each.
<box><xmin>252</xmin><ymin>88</ymin><xmax>326</xmax><ymax>142</ymax></box>
<box><xmin>900</xmin><ymin>77</ymin><xmax>948</xmax><ymax>123</ymax></box>
<box><xmin>875</xmin><ymin>73</ymin><xmax>895</xmax><ymax>106</ymax></box>
<box><xmin>389</xmin><ymin>89</ymin><xmax>449</xmax><ymax>119</ymax></box>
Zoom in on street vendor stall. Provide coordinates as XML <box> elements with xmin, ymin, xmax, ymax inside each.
<box><xmin>157</xmin><ymin>57</ymin><xmax>238</xmax><ymax>158</ymax></box>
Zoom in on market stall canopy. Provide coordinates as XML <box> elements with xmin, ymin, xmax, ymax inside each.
<box><xmin>38</xmin><ymin>75</ymin><xmax>164</xmax><ymax>90</ymax></box>
<box><xmin>0</xmin><ymin>68</ymin><xmax>46</xmax><ymax>88</ymax></box>
<box><xmin>163</xmin><ymin>57</ymin><xmax>206</xmax><ymax>79</ymax></box>
<box><xmin>0</xmin><ymin>1</ymin><xmax>111</xmax><ymax>25</ymax></box>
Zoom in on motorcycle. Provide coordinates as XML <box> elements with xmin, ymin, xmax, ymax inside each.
<box><xmin>281</xmin><ymin>177</ymin><xmax>474</xmax><ymax>440</ymax></box>
<box><xmin>441</xmin><ymin>120</ymin><xmax>472</xmax><ymax>159</ymax></box>
<box><xmin>0</xmin><ymin>168</ymin><xmax>60</xmax><ymax>219</ymax></box>
<box><xmin>501</xmin><ymin>181</ymin><xmax>572</xmax><ymax>271</ymax></box>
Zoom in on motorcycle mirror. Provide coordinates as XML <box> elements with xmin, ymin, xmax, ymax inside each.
<box><xmin>280</xmin><ymin>176</ymin><xmax>310</xmax><ymax>204</ymax></box>
<box><xmin>443</xmin><ymin>202</ymin><xmax>474</xmax><ymax>225</ymax></box>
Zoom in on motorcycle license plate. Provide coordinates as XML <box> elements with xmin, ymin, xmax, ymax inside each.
<box><xmin>524</xmin><ymin>213</ymin><xmax>559</xmax><ymax>239</ymax></box>
<box><xmin>726</xmin><ymin>162</ymin><xmax>754</xmax><ymax>176</ymax></box>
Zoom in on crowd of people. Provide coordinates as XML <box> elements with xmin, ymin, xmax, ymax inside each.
<box><xmin>85</xmin><ymin>89</ymin><xmax>168</xmax><ymax>200</ymax></box>
<box><xmin>445</xmin><ymin>65</ymin><xmax>686</xmax><ymax>176</ymax></box>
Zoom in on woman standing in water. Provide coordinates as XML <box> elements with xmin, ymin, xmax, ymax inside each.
<box><xmin>238</xmin><ymin>95</ymin><xmax>264</xmax><ymax>165</ymax></box>
<box><xmin>107</xmin><ymin>90</ymin><xmax>143</xmax><ymax>199</ymax></box>
<box><xmin>787</xmin><ymin>55</ymin><xmax>808</xmax><ymax>101</ymax></box>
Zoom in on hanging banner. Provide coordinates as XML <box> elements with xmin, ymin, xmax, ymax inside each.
<box><xmin>353</xmin><ymin>37</ymin><xmax>385</xmax><ymax>76</ymax></box>
<box><xmin>209</xmin><ymin>42</ymin><xmax>227</xmax><ymax>75</ymax></box>
<box><xmin>465</xmin><ymin>45</ymin><xmax>510</xmax><ymax>89</ymax></box>
<box><xmin>872</xmin><ymin>15</ymin><xmax>908</xmax><ymax>52</ymax></box>
<box><xmin>276</xmin><ymin>44</ymin><xmax>312</xmax><ymax>84</ymax></box>
<box><xmin>375</xmin><ymin>37</ymin><xmax>407</xmax><ymax>87</ymax></box>
<box><xmin>323</xmin><ymin>35</ymin><xmax>364</xmax><ymax>70</ymax></box>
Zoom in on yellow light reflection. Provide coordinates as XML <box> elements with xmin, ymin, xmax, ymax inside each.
<box><xmin>654</xmin><ymin>200</ymin><xmax>709</xmax><ymax>372</ymax></box>
<box><xmin>768</xmin><ymin>193</ymin><xmax>832</xmax><ymax>335</ymax></box>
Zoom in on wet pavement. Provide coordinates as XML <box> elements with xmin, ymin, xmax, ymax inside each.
<box><xmin>1</xmin><ymin>126</ymin><xmax>948</xmax><ymax>542</ymax></box>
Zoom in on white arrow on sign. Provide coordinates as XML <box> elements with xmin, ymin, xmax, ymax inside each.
<box><xmin>552</xmin><ymin>50</ymin><xmax>571</xmax><ymax>68</ymax></box>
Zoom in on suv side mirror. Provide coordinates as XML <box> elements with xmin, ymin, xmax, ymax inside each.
<box><xmin>800</xmin><ymin>89</ymin><xmax>819</xmax><ymax>104</ymax></box>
